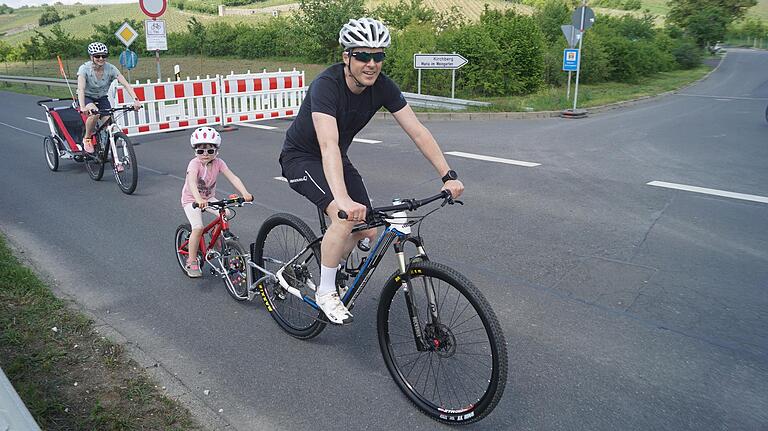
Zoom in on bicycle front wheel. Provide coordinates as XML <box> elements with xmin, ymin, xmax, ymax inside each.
<box><xmin>252</xmin><ymin>213</ymin><xmax>325</xmax><ymax>339</ymax></box>
<box><xmin>112</xmin><ymin>132</ymin><xmax>138</xmax><ymax>194</ymax></box>
<box><xmin>377</xmin><ymin>261</ymin><xmax>508</xmax><ymax>424</ymax></box>
<box><xmin>174</xmin><ymin>223</ymin><xmax>201</xmax><ymax>277</ymax></box>
<box><xmin>84</xmin><ymin>139</ymin><xmax>104</xmax><ymax>181</ymax></box>
<box><xmin>222</xmin><ymin>239</ymin><xmax>249</xmax><ymax>301</ymax></box>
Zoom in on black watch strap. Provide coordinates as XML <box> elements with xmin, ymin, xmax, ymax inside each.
<box><xmin>441</xmin><ymin>170</ymin><xmax>458</xmax><ymax>183</ymax></box>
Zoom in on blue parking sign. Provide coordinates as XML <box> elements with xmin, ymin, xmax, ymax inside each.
<box><xmin>563</xmin><ymin>48</ymin><xmax>579</xmax><ymax>72</ymax></box>
<box><xmin>119</xmin><ymin>49</ymin><xmax>138</xmax><ymax>70</ymax></box>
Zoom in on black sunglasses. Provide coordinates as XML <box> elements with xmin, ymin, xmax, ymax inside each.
<box><xmin>195</xmin><ymin>148</ymin><xmax>217</xmax><ymax>155</ymax></box>
<box><xmin>93</xmin><ymin>54</ymin><xmax>108</xmax><ymax>59</ymax></box>
<box><xmin>350</xmin><ymin>51</ymin><xmax>386</xmax><ymax>63</ymax></box>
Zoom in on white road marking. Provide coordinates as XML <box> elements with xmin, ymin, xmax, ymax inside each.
<box><xmin>0</xmin><ymin>121</ymin><xmax>45</xmax><ymax>137</ymax></box>
<box><xmin>26</xmin><ymin>117</ymin><xmax>48</xmax><ymax>124</ymax></box>
<box><xmin>352</xmin><ymin>138</ymin><xmax>382</xmax><ymax>144</ymax></box>
<box><xmin>647</xmin><ymin>181</ymin><xmax>768</xmax><ymax>204</ymax></box>
<box><xmin>274</xmin><ymin>176</ymin><xmax>287</xmax><ymax>182</ymax></box>
<box><xmin>676</xmin><ymin>94</ymin><xmax>768</xmax><ymax>101</ymax></box>
<box><xmin>234</xmin><ymin>122</ymin><xmax>277</xmax><ymax>130</ymax></box>
<box><xmin>446</xmin><ymin>151</ymin><xmax>541</xmax><ymax>167</ymax></box>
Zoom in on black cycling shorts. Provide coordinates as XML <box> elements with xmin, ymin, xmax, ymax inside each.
<box><xmin>84</xmin><ymin>95</ymin><xmax>112</xmax><ymax>111</ymax></box>
<box><xmin>280</xmin><ymin>155</ymin><xmax>371</xmax><ymax>213</ymax></box>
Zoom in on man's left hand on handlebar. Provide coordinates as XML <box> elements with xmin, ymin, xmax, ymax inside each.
<box><xmin>442</xmin><ymin>179</ymin><xmax>464</xmax><ymax>199</ymax></box>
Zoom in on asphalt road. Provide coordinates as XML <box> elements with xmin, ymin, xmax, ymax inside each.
<box><xmin>1</xmin><ymin>48</ymin><xmax>766</xmax><ymax>430</ymax></box>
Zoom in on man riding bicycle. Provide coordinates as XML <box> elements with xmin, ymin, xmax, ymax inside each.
<box><xmin>77</xmin><ymin>41</ymin><xmax>142</xmax><ymax>153</ymax></box>
<box><xmin>279</xmin><ymin>17</ymin><xmax>464</xmax><ymax>325</ymax></box>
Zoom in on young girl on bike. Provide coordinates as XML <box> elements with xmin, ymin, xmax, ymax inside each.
<box><xmin>181</xmin><ymin>127</ymin><xmax>253</xmax><ymax>277</ymax></box>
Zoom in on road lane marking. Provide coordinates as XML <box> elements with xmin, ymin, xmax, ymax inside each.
<box><xmin>647</xmin><ymin>181</ymin><xmax>768</xmax><ymax>204</ymax></box>
<box><xmin>446</xmin><ymin>151</ymin><xmax>541</xmax><ymax>167</ymax></box>
<box><xmin>0</xmin><ymin>121</ymin><xmax>45</xmax><ymax>137</ymax></box>
<box><xmin>274</xmin><ymin>176</ymin><xmax>287</xmax><ymax>182</ymax></box>
<box><xmin>26</xmin><ymin>117</ymin><xmax>47</xmax><ymax>124</ymax></box>
<box><xmin>235</xmin><ymin>122</ymin><xmax>277</xmax><ymax>130</ymax></box>
<box><xmin>676</xmin><ymin>94</ymin><xmax>768</xmax><ymax>101</ymax></box>
<box><xmin>353</xmin><ymin>138</ymin><xmax>382</xmax><ymax>144</ymax></box>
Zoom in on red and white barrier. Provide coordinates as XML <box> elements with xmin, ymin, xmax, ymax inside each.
<box><xmin>109</xmin><ymin>69</ymin><xmax>306</xmax><ymax>137</ymax></box>
<box><xmin>221</xmin><ymin>69</ymin><xmax>305</xmax><ymax>125</ymax></box>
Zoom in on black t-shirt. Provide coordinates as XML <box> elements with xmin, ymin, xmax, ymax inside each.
<box><xmin>282</xmin><ymin>63</ymin><xmax>407</xmax><ymax>161</ymax></box>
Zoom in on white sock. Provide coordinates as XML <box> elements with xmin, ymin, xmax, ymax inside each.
<box><xmin>317</xmin><ymin>264</ymin><xmax>338</xmax><ymax>296</ymax></box>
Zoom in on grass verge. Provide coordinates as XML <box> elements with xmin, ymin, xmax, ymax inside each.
<box><xmin>473</xmin><ymin>65</ymin><xmax>713</xmax><ymax>112</ymax></box>
<box><xmin>0</xmin><ymin>234</ymin><xmax>202</xmax><ymax>430</ymax></box>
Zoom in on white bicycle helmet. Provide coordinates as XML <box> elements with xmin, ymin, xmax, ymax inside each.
<box><xmin>339</xmin><ymin>17</ymin><xmax>391</xmax><ymax>49</ymax></box>
<box><xmin>87</xmin><ymin>42</ymin><xmax>108</xmax><ymax>56</ymax></box>
<box><xmin>190</xmin><ymin>127</ymin><xmax>221</xmax><ymax>148</ymax></box>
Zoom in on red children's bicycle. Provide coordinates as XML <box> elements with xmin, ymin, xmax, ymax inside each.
<box><xmin>174</xmin><ymin>196</ymin><xmax>252</xmax><ymax>300</ymax></box>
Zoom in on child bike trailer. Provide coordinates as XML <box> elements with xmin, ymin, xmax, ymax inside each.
<box><xmin>37</xmin><ymin>98</ymin><xmax>87</xmax><ymax>171</ymax></box>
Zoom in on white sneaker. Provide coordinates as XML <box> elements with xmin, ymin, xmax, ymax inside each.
<box><xmin>315</xmin><ymin>292</ymin><xmax>353</xmax><ymax>325</ymax></box>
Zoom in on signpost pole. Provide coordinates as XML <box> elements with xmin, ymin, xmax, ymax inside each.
<box><xmin>155</xmin><ymin>49</ymin><xmax>161</xmax><ymax>81</ymax></box>
<box><xmin>572</xmin><ymin>1</ymin><xmax>587</xmax><ymax>112</ymax></box>
<box><xmin>418</xmin><ymin>68</ymin><xmax>422</xmax><ymax>95</ymax></box>
<box><xmin>451</xmin><ymin>69</ymin><xmax>456</xmax><ymax>99</ymax></box>
<box><xmin>567</xmin><ymin>71</ymin><xmax>572</xmax><ymax>100</ymax></box>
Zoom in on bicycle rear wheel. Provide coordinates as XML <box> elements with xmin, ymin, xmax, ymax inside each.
<box><xmin>112</xmin><ymin>132</ymin><xmax>138</xmax><ymax>194</ymax></box>
<box><xmin>84</xmin><ymin>138</ymin><xmax>105</xmax><ymax>180</ymax></box>
<box><xmin>222</xmin><ymin>239</ymin><xmax>249</xmax><ymax>301</ymax></box>
<box><xmin>252</xmin><ymin>213</ymin><xmax>326</xmax><ymax>339</ymax></box>
<box><xmin>377</xmin><ymin>261</ymin><xmax>507</xmax><ymax>424</ymax></box>
<box><xmin>43</xmin><ymin>136</ymin><xmax>59</xmax><ymax>171</ymax></box>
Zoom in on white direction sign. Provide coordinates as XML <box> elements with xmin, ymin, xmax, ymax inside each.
<box><xmin>115</xmin><ymin>22</ymin><xmax>138</xmax><ymax>48</ymax></box>
<box><xmin>413</xmin><ymin>53</ymin><xmax>468</xmax><ymax>70</ymax></box>
<box><xmin>145</xmin><ymin>19</ymin><xmax>167</xmax><ymax>51</ymax></box>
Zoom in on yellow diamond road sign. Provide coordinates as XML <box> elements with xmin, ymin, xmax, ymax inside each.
<box><xmin>115</xmin><ymin>22</ymin><xmax>138</xmax><ymax>47</ymax></box>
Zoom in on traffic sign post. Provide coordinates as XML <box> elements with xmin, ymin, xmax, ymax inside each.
<box><xmin>139</xmin><ymin>0</ymin><xmax>167</xmax><ymax>81</ymax></box>
<box><xmin>562</xmin><ymin>2</ymin><xmax>594</xmax><ymax>119</ymax></box>
<box><xmin>115</xmin><ymin>22</ymin><xmax>139</xmax><ymax>82</ymax></box>
<box><xmin>413</xmin><ymin>53</ymin><xmax>468</xmax><ymax>99</ymax></box>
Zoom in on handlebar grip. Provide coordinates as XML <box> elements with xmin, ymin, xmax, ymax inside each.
<box><xmin>338</xmin><ymin>210</ymin><xmax>348</xmax><ymax>220</ymax></box>
<box><xmin>192</xmin><ymin>203</ymin><xmax>202</xmax><ymax>209</ymax></box>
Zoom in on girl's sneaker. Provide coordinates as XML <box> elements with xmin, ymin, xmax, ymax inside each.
<box><xmin>185</xmin><ymin>261</ymin><xmax>202</xmax><ymax>278</ymax></box>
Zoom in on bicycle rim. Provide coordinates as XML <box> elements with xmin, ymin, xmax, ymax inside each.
<box><xmin>113</xmin><ymin>132</ymin><xmax>138</xmax><ymax>194</ymax></box>
<box><xmin>253</xmin><ymin>213</ymin><xmax>325</xmax><ymax>339</ymax></box>
<box><xmin>222</xmin><ymin>240</ymin><xmax>249</xmax><ymax>301</ymax></box>
<box><xmin>377</xmin><ymin>261</ymin><xmax>507</xmax><ymax>424</ymax></box>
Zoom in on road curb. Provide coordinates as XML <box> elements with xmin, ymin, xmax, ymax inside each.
<box><xmin>374</xmin><ymin>55</ymin><xmax>725</xmax><ymax>122</ymax></box>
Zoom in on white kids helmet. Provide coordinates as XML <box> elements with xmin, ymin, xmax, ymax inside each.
<box><xmin>190</xmin><ymin>127</ymin><xmax>221</xmax><ymax>148</ymax></box>
<box><xmin>87</xmin><ymin>42</ymin><xmax>108</xmax><ymax>56</ymax></box>
<box><xmin>339</xmin><ymin>17</ymin><xmax>391</xmax><ymax>49</ymax></box>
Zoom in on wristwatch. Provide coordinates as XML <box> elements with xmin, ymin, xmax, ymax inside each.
<box><xmin>441</xmin><ymin>170</ymin><xmax>458</xmax><ymax>183</ymax></box>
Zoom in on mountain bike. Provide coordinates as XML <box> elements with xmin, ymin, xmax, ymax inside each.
<box><xmin>249</xmin><ymin>191</ymin><xmax>508</xmax><ymax>424</ymax></box>
<box><xmin>84</xmin><ymin>106</ymin><xmax>138</xmax><ymax>195</ymax></box>
<box><xmin>174</xmin><ymin>196</ymin><xmax>253</xmax><ymax>301</ymax></box>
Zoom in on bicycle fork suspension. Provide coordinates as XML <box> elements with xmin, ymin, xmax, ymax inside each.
<box><xmin>394</xmin><ymin>241</ymin><xmax>438</xmax><ymax>352</ymax></box>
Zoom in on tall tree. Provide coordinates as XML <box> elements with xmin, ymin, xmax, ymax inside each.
<box><xmin>667</xmin><ymin>0</ymin><xmax>756</xmax><ymax>47</ymax></box>
<box><xmin>293</xmin><ymin>0</ymin><xmax>367</xmax><ymax>63</ymax></box>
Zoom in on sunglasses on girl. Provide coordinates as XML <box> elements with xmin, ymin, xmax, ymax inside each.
<box><xmin>195</xmin><ymin>148</ymin><xmax>217</xmax><ymax>155</ymax></box>
<box><xmin>92</xmin><ymin>54</ymin><xmax>108</xmax><ymax>59</ymax></box>
<box><xmin>350</xmin><ymin>51</ymin><xmax>386</xmax><ymax>63</ymax></box>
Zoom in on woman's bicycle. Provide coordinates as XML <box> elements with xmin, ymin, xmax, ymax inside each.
<box><xmin>83</xmin><ymin>106</ymin><xmax>139</xmax><ymax>194</ymax></box>
<box><xmin>174</xmin><ymin>196</ymin><xmax>253</xmax><ymax>300</ymax></box>
<box><xmin>247</xmin><ymin>191</ymin><xmax>508</xmax><ymax>424</ymax></box>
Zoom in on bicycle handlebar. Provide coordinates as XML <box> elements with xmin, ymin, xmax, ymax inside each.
<box><xmin>86</xmin><ymin>106</ymin><xmax>137</xmax><ymax>116</ymax></box>
<box><xmin>192</xmin><ymin>197</ymin><xmax>252</xmax><ymax>210</ymax></box>
<box><xmin>338</xmin><ymin>190</ymin><xmax>455</xmax><ymax>222</ymax></box>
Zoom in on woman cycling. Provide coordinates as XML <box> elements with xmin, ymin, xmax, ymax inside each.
<box><xmin>76</xmin><ymin>41</ymin><xmax>142</xmax><ymax>153</ymax></box>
